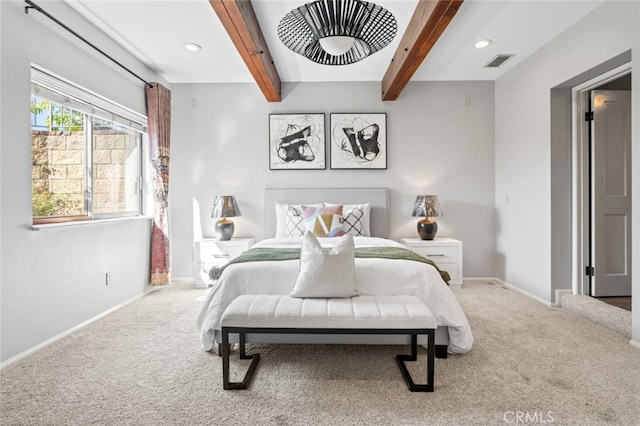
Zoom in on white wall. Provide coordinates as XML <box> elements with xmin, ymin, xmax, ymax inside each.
<box><xmin>494</xmin><ymin>1</ymin><xmax>639</xmax><ymax>342</ymax></box>
<box><xmin>170</xmin><ymin>80</ymin><xmax>496</xmax><ymax>280</ymax></box>
<box><xmin>0</xmin><ymin>0</ymin><xmax>163</xmax><ymax>363</ymax></box>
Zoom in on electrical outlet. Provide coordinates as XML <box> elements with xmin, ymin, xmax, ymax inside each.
<box><xmin>105</xmin><ymin>272</ymin><xmax>111</xmax><ymax>286</ymax></box>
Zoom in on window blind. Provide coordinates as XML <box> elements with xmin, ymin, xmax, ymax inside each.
<box><xmin>31</xmin><ymin>65</ymin><xmax>147</xmax><ymax>133</ymax></box>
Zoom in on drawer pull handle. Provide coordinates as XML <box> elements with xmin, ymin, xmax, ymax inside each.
<box><xmin>213</xmin><ymin>253</ymin><xmax>230</xmax><ymax>258</ymax></box>
<box><xmin>427</xmin><ymin>254</ymin><xmax>445</xmax><ymax>257</ymax></box>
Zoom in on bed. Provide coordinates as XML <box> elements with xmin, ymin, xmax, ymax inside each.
<box><xmin>196</xmin><ymin>187</ymin><xmax>473</xmax><ymax>354</ymax></box>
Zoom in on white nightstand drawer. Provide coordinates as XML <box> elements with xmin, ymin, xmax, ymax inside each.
<box><xmin>200</xmin><ymin>247</ymin><xmax>231</xmax><ymax>261</ymax></box>
<box><xmin>412</xmin><ymin>246</ymin><xmax>458</xmax><ymax>263</ymax></box>
<box><xmin>400</xmin><ymin>237</ymin><xmax>463</xmax><ymax>285</ymax></box>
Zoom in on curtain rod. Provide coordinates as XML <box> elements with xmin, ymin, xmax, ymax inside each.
<box><xmin>24</xmin><ymin>0</ymin><xmax>153</xmax><ymax>88</ymax></box>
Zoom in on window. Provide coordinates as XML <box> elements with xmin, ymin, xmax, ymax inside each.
<box><xmin>30</xmin><ymin>66</ymin><xmax>147</xmax><ymax>224</ymax></box>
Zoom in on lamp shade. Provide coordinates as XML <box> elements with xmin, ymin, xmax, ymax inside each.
<box><xmin>211</xmin><ymin>196</ymin><xmax>241</xmax><ymax>219</ymax></box>
<box><xmin>411</xmin><ymin>195</ymin><xmax>442</xmax><ymax>218</ymax></box>
<box><xmin>277</xmin><ymin>0</ymin><xmax>397</xmax><ymax>66</ymax></box>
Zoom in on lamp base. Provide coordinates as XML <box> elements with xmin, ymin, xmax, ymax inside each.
<box><xmin>215</xmin><ymin>218</ymin><xmax>235</xmax><ymax>241</ymax></box>
<box><xmin>417</xmin><ymin>218</ymin><xmax>437</xmax><ymax>240</ymax></box>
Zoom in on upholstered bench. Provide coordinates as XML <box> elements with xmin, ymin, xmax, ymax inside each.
<box><xmin>220</xmin><ymin>294</ymin><xmax>437</xmax><ymax>392</ymax></box>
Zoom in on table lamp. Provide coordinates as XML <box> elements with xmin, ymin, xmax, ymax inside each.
<box><xmin>211</xmin><ymin>196</ymin><xmax>241</xmax><ymax>241</ymax></box>
<box><xmin>411</xmin><ymin>195</ymin><xmax>442</xmax><ymax>240</ymax></box>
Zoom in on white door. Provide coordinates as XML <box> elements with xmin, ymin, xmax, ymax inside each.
<box><xmin>591</xmin><ymin>90</ymin><xmax>632</xmax><ymax>297</ymax></box>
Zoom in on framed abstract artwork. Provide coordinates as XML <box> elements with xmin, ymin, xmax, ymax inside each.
<box><xmin>269</xmin><ymin>113</ymin><xmax>326</xmax><ymax>170</ymax></box>
<box><xmin>329</xmin><ymin>113</ymin><xmax>387</xmax><ymax>169</ymax></box>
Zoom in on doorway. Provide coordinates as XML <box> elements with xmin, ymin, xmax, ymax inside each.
<box><xmin>574</xmin><ymin>68</ymin><xmax>632</xmax><ymax>310</ymax></box>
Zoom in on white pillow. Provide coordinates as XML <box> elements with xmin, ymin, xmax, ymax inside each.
<box><xmin>290</xmin><ymin>232</ymin><xmax>356</xmax><ymax>298</ymax></box>
<box><xmin>326</xmin><ymin>203</ymin><xmax>371</xmax><ymax>236</ymax></box>
<box><xmin>275</xmin><ymin>203</ymin><xmax>323</xmax><ymax>237</ymax></box>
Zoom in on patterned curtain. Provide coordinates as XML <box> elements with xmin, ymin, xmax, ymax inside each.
<box><xmin>146</xmin><ymin>83</ymin><xmax>171</xmax><ymax>286</ymax></box>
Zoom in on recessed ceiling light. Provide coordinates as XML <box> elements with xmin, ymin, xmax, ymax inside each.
<box><xmin>184</xmin><ymin>43</ymin><xmax>202</xmax><ymax>52</ymax></box>
<box><xmin>474</xmin><ymin>39</ymin><xmax>492</xmax><ymax>49</ymax></box>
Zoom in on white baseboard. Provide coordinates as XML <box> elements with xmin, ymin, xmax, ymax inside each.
<box><xmin>463</xmin><ymin>277</ymin><xmax>495</xmax><ymax>281</ymax></box>
<box><xmin>170</xmin><ymin>277</ymin><xmax>195</xmax><ymax>285</ymax></box>
<box><xmin>630</xmin><ymin>339</ymin><xmax>640</xmax><ymax>351</ymax></box>
<box><xmin>0</xmin><ymin>287</ymin><xmax>158</xmax><ymax>370</ymax></box>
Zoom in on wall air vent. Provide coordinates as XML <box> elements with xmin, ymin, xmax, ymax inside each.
<box><xmin>484</xmin><ymin>54</ymin><xmax>514</xmax><ymax>68</ymax></box>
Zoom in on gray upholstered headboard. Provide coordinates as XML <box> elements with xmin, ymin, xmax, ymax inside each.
<box><xmin>265</xmin><ymin>187</ymin><xmax>390</xmax><ymax>238</ymax></box>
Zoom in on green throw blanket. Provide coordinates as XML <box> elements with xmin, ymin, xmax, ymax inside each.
<box><xmin>209</xmin><ymin>246</ymin><xmax>451</xmax><ymax>284</ymax></box>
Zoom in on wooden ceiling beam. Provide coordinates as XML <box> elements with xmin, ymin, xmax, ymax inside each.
<box><xmin>381</xmin><ymin>0</ymin><xmax>464</xmax><ymax>101</ymax></box>
<box><xmin>209</xmin><ymin>0</ymin><xmax>281</xmax><ymax>102</ymax></box>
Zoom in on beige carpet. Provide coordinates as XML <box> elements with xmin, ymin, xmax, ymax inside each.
<box><xmin>1</xmin><ymin>280</ymin><xmax>639</xmax><ymax>425</ymax></box>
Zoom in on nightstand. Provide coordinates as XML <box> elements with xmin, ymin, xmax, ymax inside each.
<box><xmin>400</xmin><ymin>237</ymin><xmax>463</xmax><ymax>285</ymax></box>
<box><xmin>194</xmin><ymin>238</ymin><xmax>255</xmax><ymax>288</ymax></box>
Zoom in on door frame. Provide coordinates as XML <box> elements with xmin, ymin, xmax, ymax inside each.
<box><xmin>571</xmin><ymin>63</ymin><xmax>631</xmax><ymax>296</ymax></box>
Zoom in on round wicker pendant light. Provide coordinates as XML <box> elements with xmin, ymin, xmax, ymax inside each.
<box><xmin>278</xmin><ymin>0</ymin><xmax>397</xmax><ymax>66</ymax></box>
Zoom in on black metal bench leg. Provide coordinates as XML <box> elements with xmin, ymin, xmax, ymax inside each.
<box><xmin>222</xmin><ymin>328</ymin><xmax>260</xmax><ymax>390</ymax></box>
<box><xmin>427</xmin><ymin>330</ymin><xmax>435</xmax><ymax>391</ymax></box>
<box><xmin>396</xmin><ymin>331</ymin><xmax>435</xmax><ymax>392</ymax></box>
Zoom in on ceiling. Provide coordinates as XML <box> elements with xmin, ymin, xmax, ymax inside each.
<box><xmin>65</xmin><ymin>0</ymin><xmax>605</xmax><ymax>87</ymax></box>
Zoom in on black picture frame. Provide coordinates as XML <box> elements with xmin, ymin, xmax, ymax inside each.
<box><xmin>269</xmin><ymin>113</ymin><xmax>326</xmax><ymax>170</ymax></box>
<box><xmin>329</xmin><ymin>113</ymin><xmax>387</xmax><ymax>169</ymax></box>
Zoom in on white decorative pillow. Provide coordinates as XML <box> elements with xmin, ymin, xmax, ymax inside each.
<box><xmin>301</xmin><ymin>205</ymin><xmax>345</xmax><ymax>237</ymax></box>
<box><xmin>275</xmin><ymin>203</ymin><xmax>323</xmax><ymax>237</ymax></box>
<box><xmin>326</xmin><ymin>203</ymin><xmax>371</xmax><ymax>236</ymax></box>
<box><xmin>290</xmin><ymin>232</ymin><xmax>356</xmax><ymax>298</ymax></box>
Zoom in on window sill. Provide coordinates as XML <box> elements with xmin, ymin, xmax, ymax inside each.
<box><xmin>32</xmin><ymin>215</ymin><xmax>153</xmax><ymax>231</ymax></box>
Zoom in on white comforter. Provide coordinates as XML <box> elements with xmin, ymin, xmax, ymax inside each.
<box><xmin>196</xmin><ymin>237</ymin><xmax>473</xmax><ymax>353</ymax></box>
